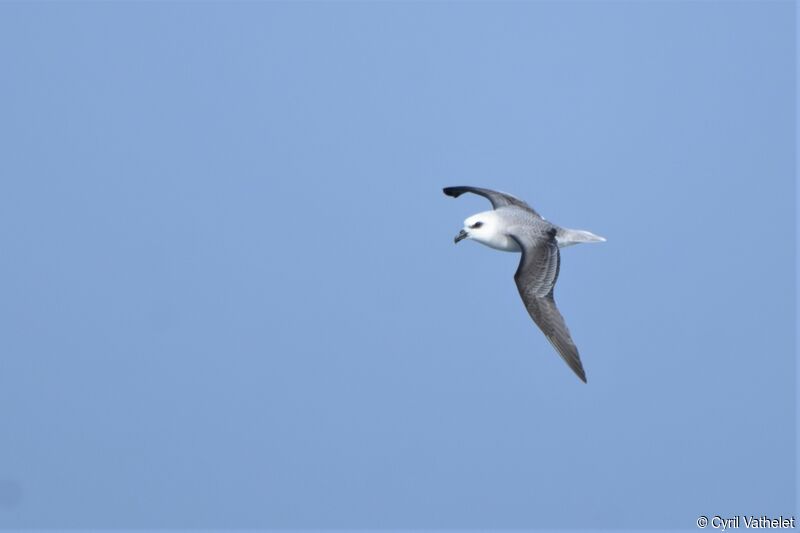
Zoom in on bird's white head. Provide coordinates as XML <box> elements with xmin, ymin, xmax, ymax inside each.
<box><xmin>453</xmin><ymin>210</ymin><xmax>519</xmax><ymax>252</ymax></box>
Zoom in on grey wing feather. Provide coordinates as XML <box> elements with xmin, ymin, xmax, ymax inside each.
<box><xmin>509</xmin><ymin>232</ymin><xmax>587</xmax><ymax>383</ymax></box>
<box><xmin>443</xmin><ymin>186</ymin><xmax>541</xmax><ymax>217</ymax></box>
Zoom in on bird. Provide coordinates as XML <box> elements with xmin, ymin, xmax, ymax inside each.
<box><xmin>443</xmin><ymin>186</ymin><xmax>605</xmax><ymax>383</ymax></box>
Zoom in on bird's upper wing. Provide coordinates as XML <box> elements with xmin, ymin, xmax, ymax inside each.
<box><xmin>443</xmin><ymin>186</ymin><xmax>541</xmax><ymax>217</ymax></box>
<box><xmin>509</xmin><ymin>230</ymin><xmax>587</xmax><ymax>383</ymax></box>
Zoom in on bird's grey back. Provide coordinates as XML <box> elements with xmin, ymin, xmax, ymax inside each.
<box><xmin>495</xmin><ymin>206</ymin><xmax>557</xmax><ymax>247</ymax></box>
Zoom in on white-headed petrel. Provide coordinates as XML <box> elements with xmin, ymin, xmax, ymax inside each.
<box><xmin>444</xmin><ymin>186</ymin><xmax>605</xmax><ymax>383</ymax></box>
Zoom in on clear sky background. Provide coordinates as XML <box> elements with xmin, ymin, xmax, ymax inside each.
<box><xmin>0</xmin><ymin>1</ymin><xmax>795</xmax><ymax>531</ymax></box>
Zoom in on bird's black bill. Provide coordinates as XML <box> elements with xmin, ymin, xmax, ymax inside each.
<box><xmin>454</xmin><ymin>229</ymin><xmax>468</xmax><ymax>244</ymax></box>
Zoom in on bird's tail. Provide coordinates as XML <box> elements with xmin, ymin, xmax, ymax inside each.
<box><xmin>556</xmin><ymin>228</ymin><xmax>606</xmax><ymax>248</ymax></box>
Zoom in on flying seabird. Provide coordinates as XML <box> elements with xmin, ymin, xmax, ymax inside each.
<box><xmin>444</xmin><ymin>186</ymin><xmax>605</xmax><ymax>383</ymax></box>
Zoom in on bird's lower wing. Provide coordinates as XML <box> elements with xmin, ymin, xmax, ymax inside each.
<box><xmin>510</xmin><ymin>232</ymin><xmax>587</xmax><ymax>383</ymax></box>
<box><xmin>522</xmin><ymin>295</ymin><xmax>587</xmax><ymax>383</ymax></box>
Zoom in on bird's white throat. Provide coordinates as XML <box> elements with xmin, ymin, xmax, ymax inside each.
<box><xmin>463</xmin><ymin>211</ymin><xmax>521</xmax><ymax>252</ymax></box>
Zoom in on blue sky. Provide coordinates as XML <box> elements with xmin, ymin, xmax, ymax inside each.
<box><xmin>0</xmin><ymin>1</ymin><xmax>795</xmax><ymax>530</ymax></box>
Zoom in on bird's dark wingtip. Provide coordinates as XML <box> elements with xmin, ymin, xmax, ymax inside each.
<box><xmin>574</xmin><ymin>365</ymin><xmax>588</xmax><ymax>383</ymax></box>
<box><xmin>442</xmin><ymin>187</ymin><xmax>464</xmax><ymax>198</ymax></box>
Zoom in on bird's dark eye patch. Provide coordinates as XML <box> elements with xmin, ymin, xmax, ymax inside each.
<box><xmin>469</xmin><ymin>221</ymin><xmax>483</xmax><ymax>229</ymax></box>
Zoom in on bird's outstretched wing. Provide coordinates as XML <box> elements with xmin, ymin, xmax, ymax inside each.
<box><xmin>509</xmin><ymin>231</ymin><xmax>587</xmax><ymax>383</ymax></box>
<box><xmin>443</xmin><ymin>186</ymin><xmax>541</xmax><ymax>217</ymax></box>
